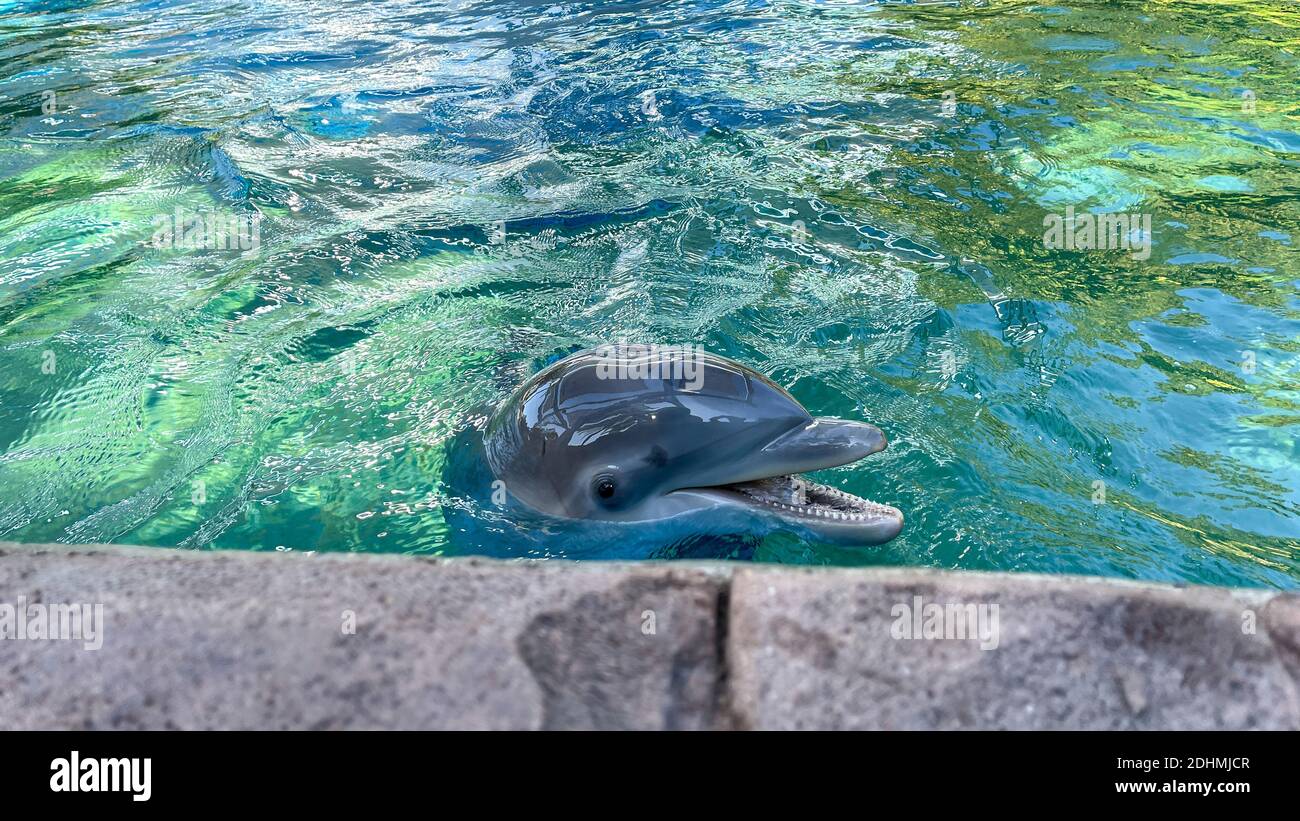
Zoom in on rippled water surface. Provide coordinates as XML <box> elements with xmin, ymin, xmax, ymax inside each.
<box><xmin>1</xmin><ymin>0</ymin><xmax>1297</xmax><ymax>586</ymax></box>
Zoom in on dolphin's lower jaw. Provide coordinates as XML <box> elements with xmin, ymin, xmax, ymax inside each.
<box><xmin>671</xmin><ymin>475</ymin><xmax>903</xmax><ymax>546</ymax></box>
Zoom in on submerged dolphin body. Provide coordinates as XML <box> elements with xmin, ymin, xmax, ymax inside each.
<box><xmin>468</xmin><ymin>347</ymin><xmax>903</xmax><ymax>550</ymax></box>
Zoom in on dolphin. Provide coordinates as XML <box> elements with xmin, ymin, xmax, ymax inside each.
<box><xmin>479</xmin><ymin>345</ymin><xmax>903</xmax><ymax>546</ymax></box>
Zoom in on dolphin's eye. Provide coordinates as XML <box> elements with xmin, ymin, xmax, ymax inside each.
<box><xmin>593</xmin><ymin>475</ymin><xmax>617</xmax><ymax>501</ymax></box>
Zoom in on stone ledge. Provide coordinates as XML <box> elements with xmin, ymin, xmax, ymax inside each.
<box><xmin>728</xmin><ymin>567</ymin><xmax>1296</xmax><ymax>730</ymax></box>
<box><xmin>1</xmin><ymin>542</ymin><xmax>1296</xmax><ymax>730</ymax></box>
<box><xmin>0</xmin><ymin>543</ymin><xmax>725</xmax><ymax>730</ymax></box>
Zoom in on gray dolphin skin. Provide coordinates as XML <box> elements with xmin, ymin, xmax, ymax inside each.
<box><xmin>484</xmin><ymin>346</ymin><xmax>903</xmax><ymax>545</ymax></box>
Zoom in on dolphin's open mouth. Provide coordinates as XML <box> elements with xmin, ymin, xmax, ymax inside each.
<box><xmin>724</xmin><ymin>475</ymin><xmax>901</xmax><ymax>523</ymax></box>
<box><xmin>688</xmin><ymin>474</ymin><xmax>903</xmax><ymax>545</ymax></box>
<box><xmin>670</xmin><ymin>417</ymin><xmax>903</xmax><ymax>545</ymax></box>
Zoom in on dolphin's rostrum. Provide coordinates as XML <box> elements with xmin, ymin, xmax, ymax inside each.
<box><xmin>483</xmin><ymin>346</ymin><xmax>903</xmax><ymax>545</ymax></box>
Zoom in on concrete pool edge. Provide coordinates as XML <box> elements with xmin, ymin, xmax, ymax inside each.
<box><xmin>1</xmin><ymin>541</ymin><xmax>1297</xmax><ymax>730</ymax></box>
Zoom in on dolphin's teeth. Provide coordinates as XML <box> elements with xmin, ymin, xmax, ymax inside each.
<box><xmin>726</xmin><ymin>474</ymin><xmax>898</xmax><ymax>527</ymax></box>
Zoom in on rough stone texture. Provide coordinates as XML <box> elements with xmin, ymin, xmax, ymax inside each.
<box><xmin>727</xmin><ymin>567</ymin><xmax>1300</xmax><ymax>730</ymax></box>
<box><xmin>0</xmin><ymin>543</ymin><xmax>724</xmax><ymax>730</ymax></box>
<box><xmin>3</xmin><ymin>542</ymin><xmax>1300</xmax><ymax>730</ymax></box>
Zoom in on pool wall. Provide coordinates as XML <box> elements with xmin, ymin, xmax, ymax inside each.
<box><xmin>1</xmin><ymin>542</ymin><xmax>1297</xmax><ymax>730</ymax></box>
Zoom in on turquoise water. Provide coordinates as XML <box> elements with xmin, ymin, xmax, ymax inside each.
<box><xmin>0</xmin><ymin>0</ymin><xmax>1296</xmax><ymax>586</ymax></box>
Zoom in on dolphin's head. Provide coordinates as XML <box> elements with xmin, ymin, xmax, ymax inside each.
<box><xmin>483</xmin><ymin>346</ymin><xmax>902</xmax><ymax>545</ymax></box>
